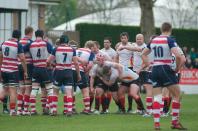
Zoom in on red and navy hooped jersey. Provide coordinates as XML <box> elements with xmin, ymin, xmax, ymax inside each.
<box><xmin>24</xmin><ymin>39</ymin><xmax>53</xmax><ymax>68</ymax></box>
<box><xmin>52</xmin><ymin>45</ymin><xmax>76</xmax><ymax>70</ymax></box>
<box><xmin>0</xmin><ymin>38</ymin><xmax>24</xmax><ymax>72</ymax></box>
<box><xmin>72</xmin><ymin>48</ymin><xmax>94</xmax><ymax>72</ymax></box>
<box><xmin>147</xmin><ymin>35</ymin><xmax>177</xmax><ymax>66</ymax></box>
<box><xmin>19</xmin><ymin>36</ymin><xmax>33</xmax><ymax>64</ymax></box>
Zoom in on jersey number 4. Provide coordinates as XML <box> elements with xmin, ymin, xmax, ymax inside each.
<box><xmin>37</xmin><ymin>49</ymin><xmax>41</xmax><ymax>58</ymax></box>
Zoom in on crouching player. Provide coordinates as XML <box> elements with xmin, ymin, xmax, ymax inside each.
<box><xmin>89</xmin><ymin>60</ymin><xmax>119</xmax><ymax>114</ymax></box>
<box><xmin>94</xmin><ymin>56</ymin><xmax>145</xmax><ymax>114</ymax></box>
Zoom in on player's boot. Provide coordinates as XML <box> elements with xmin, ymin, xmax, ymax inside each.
<box><xmin>171</xmin><ymin>122</ymin><xmax>187</xmax><ymax>130</ymax></box>
<box><xmin>154</xmin><ymin>123</ymin><xmax>160</xmax><ymax>130</ymax></box>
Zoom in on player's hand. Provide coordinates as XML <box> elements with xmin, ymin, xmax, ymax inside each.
<box><xmin>90</xmin><ymin>87</ymin><xmax>95</xmax><ymax>93</ymax></box>
<box><xmin>136</xmin><ymin>47</ymin><xmax>143</xmax><ymax>52</ymax></box>
<box><xmin>136</xmin><ymin>69</ymin><xmax>141</xmax><ymax>74</ymax></box>
<box><xmin>174</xmin><ymin>68</ymin><xmax>179</xmax><ymax>73</ymax></box>
<box><xmin>77</xmin><ymin>74</ymin><xmax>81</xmax><ymax>82</ymax></box>
<box><xmin>117</xmin><ymin>46</ymin><xmax>125</xmax><ymax>51</ymax></box>
<box><xmin>24</xmin><ymin>72</ymin><xmax>28</xmax><ymax>80</ymax></box>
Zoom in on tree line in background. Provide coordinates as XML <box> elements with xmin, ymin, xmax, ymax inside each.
<box><xmin>46</xmin><ymin>0</ymin><xmax>198</xmax><ymax>43</ymax></box>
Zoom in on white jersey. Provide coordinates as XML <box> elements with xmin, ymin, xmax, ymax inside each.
<box><xmin>133</xmin><ymin>43</ymin><xmax>154</xmax><ymax>71</ymax></box>
<box><xmin>94</xmin><ymin>50</ymin><xmax>111</xmax><ymax>61</ymax></box>
<box><xmin>171</xmin><ymin>46</ymin><xmax>184</xmax><ymax>70</ymax></box>
<box><xmin>104</xmin><ymin>61</ymin><xmax>139</xmax><ymax>83</ymax></box>
<box><xmin>117</xmin><ymin>42</ymin><xmax>134</xmax><ymax>67</ymax></box>
<box><xmin>133</xmin><ymin>43</ymin><xmax>146</xmax><ymax>71</ymax></box>
<box><xmin>100</xmin><ymin>48</ymin><xmax>116</xmax><ymax>60</ymax></box>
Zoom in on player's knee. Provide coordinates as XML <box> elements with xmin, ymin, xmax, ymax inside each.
<box><xmin>45</xmin><ymin>83</ymin><xmax>53</xmax><ymax>96</ymax></box>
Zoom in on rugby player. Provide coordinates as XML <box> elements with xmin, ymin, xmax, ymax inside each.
<box><xmin>141</xmin><ymin>22</ymin><xmax>187</xmax><ymax>130</ymax></box>
<box><xmin>17</xmin><ymin>26</ymin><xmax>34</xmax><ymax>115</ymax></box>
<box><xmin>24</xmin><ymin>29</ymin><xmax>53</xmax><ymax>115</ymax></box>
<box><xmin>0</xmin><ymin>30</ymin><xmax>27</xmax><ymax>116</ymax></box>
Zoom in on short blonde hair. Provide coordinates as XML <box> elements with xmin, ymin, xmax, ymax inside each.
<box><xmin>69</xmin><ymin>40</ymin><xmax>79</xmax><ymax>48</ymax></box>
<box><xmin>84</xmin><ymin>40</ymin><xmax>95</xmax><ymax>49</ymax></box>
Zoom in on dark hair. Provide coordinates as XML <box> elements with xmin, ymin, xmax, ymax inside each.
<box><xmin>12</xmin><ymin>30</ymin><xmax>21</xmax><ymax>39</ymax></box>
<box><xmin>120</xmin><ymin>32</ymin><xmax>129</xmax><ymax>39</ymax></box>
<box><xmin>60</xmin><ymin>35</ymin><xmax>69</xmax><ymax>43</ymax></box>
<box><xmin>25</xmin><ymin>26</ymin><xmax>33</xmax><ymax>35</ymax></box>
<box><xmin>161</xmin><ymin>22</ymin><xmax>172</xmax><ymax>33</ymax></box>
<box><xmin>104</xmin><ymin>37</ymin><xmax>112</xmax><ymax>43</ymax></box>
<box><xmin>102</xmin><ymin>66</ymin><xmax>111</xmax><ymax>75</ymax></box>
<box><xmin>35</xmin><ymin>29</ymin><xmax>44</xmax><ymax>37</ymax></box>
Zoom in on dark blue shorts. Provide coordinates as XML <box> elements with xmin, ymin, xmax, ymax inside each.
<box><xmin>72</xmin><ymin>70</ymin><xmax>78</xmax><ymax>92</ymax></box>
<box><xmin>1</xmin><ymin>71</ymin><xmax>19</xmax><ymax>87</ymax></box>
<box><xmin>94</xmin><ymin>77</ymin><xmax>118</xmax><ymax>92</ymax></box>
<box><xmin>53</xmin><ymin>69</ymin><xmax>73</xmax><ymax>87</ymax></box>
<box><xmin>32</xmin><ymin>67</ymin><xmax>52</xmax><ymax>85</ymax></box>
<box><xmin>47</xmin><ymin>69</ymin><xmax>53</xmax><ymax>82</ymax></box>
<box><xmin>120</xmin><ymin>79</ymin><xmax>139</xmax><ymax>87</ymax></box>
<box><xmin>151</xmin><ymin>65</ymin><xmax>178</xmax><ymax>88</ymax></box>
<box><xmin>18</xmin><ymin>64</ymin><xmax>33</xmax><ymax>81</ymax></box>
<box><xmin>138</xmin><ymin>71</ymin><xmax>152</xmax><ymax>84</ymax></box>
<box><xmin>73</xmin><ymin>71</ymin><xmax>88</xmax><ymax>89</ymax></box>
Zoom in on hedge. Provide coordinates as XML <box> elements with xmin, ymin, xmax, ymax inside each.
<box><xmin>76</xmin><ymin>23</ymin><xmax>198</xmax><ymax>49</ymax></box>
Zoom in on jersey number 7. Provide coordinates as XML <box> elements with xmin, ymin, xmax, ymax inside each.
<box><xmin>62</xmin><ymin>53</ymin><xmax>67</xmax><ymax>62</ymax></box>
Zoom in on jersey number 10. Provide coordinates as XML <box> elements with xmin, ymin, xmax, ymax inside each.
<box><xmin>153</xmin><ymin>46</ymin><xmax>164</xmax><ymax>57</ymax></box>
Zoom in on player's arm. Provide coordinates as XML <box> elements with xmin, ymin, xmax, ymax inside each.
<box><xmin>120</xmin><ymin>45</ymin><xmax>142</xmax><ymax>52</ymax></box>
<box><xmin>112</xmin><ymin>50</ymin><xmax>117</xmax><ymax>62</ymax></box>
<box><xmin>46</xmin><ymin>48</ymin><xmax>56</xmax><ymax>67</ymax></box>
<box><xmin>89</xmin><ymin>76</ymin><xmax>95</xmax><ymax>93</ymax></box>
<box><xmin>168</xmin><ymin>37</ymin><xmax>186</xmax><ymax>72</ymax></box>
<box><xmin>99</xmin><ymin>77</ymin><xmax>114</xmax><ymax>86</ymax></box>
<box><xmin>72</xmin><ymin>49</ymin><xmax>81</xmax><ymax>81</ymax></box>
<box><xmin>18</xmin><ymin>43</ymin><xmax>27</xmax><ymax>79</ymax></box>
<box><xmin>115</xmin><ymin>53</ymin><xmax>119</xmax><ymax>63</ymax></box>
<box><xmin>105</xmin><ymin>61</ymin><xmax>123</xmax><ymax>75</ymax></box>
<box><xmin>23</xmin><ymin>42</ymin><xmax>31</xmax><ymax>52</ymax></box>
<box><xmin>77</xmin><ymin>57</ymin><xmax>88</xmax><ymax>65</ymax></box>
<box><xmin>46</xmin><ymin>42</ymin><xmax>53</xmax><ymax>54</ymax></box>
<box><xmin>171</xmin><ymin>47</ymin><xmax>186</xmax><ymax>72</ymax></box>
<box><xmin>141</xmin><ymin>44</ymin><xmax>151</xmax><ymax>69</ymax></box>
<box><xmin>85</xmin><ymin>52</ymin><xmax>95</xmax><ymax>72</ymax></box>
<box><xmin>89</xmin><ymin>65</ymin><xmax>97</xmax><ymax>93</ymax></box>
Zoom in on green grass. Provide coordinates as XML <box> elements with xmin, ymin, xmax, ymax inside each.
<box><xmin>0</xmin><ymin>94</ymin><xmax>197</xmax><ymax>131</ymax></box>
